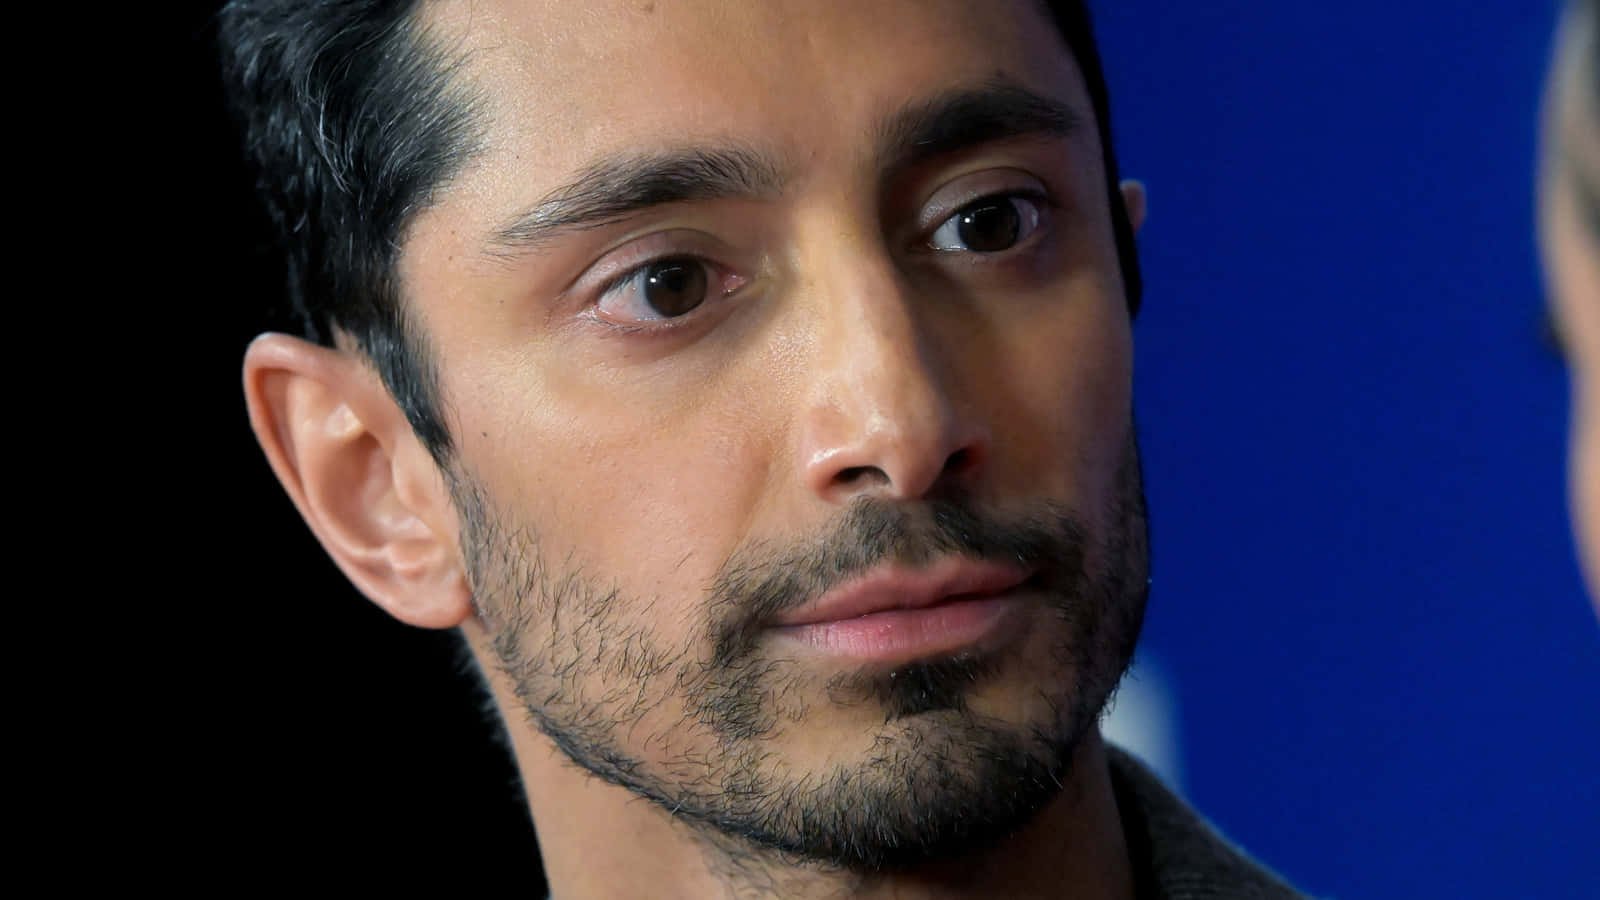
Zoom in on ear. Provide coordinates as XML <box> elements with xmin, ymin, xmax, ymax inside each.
<box><xmin>242</xmin><ymin>333</ymin><xmax>472</xmax><ymax>628</ymax></box>
<box><xmin>1120</xmin><ymin>179</ymin><xmax>1148</xmax><ymax>234</ymax></box>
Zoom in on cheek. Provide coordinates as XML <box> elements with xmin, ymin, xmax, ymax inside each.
<box><xmin>989</xmin><ymin>276</ymin><xmax>1134</xmax><ymax>501</ymax></box>
<box><xmin>450</xmin><ymin>352</ymin><xmax>785</xmax><ymax>610</ymax></box>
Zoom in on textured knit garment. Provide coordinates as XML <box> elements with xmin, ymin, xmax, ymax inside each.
<box><xmin>1107</xmin><ymin>745</ymin><xmax>1310</xmax><ymax>900</ymax></box>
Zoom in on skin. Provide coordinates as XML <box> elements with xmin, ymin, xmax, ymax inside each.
<box><xmin>1541</xmin><ymin>3</ymin><xmax>1600</xmax><ymax>611</ymax></box>
<box><xmin>244</xmin><ymin>0</ymin><xmax>1152</xmax><ymax>896</ymax></box>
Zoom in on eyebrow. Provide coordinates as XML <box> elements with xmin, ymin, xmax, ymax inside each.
<box><xmin>489</xmin><ymin>147</ymin><xmax>785</xmax><ymax>253</ymax></box>
<box><xmin>486</xmin><ymin>78</ymin><xmax>1084</xmax><ymax>256</ymax></box>
<box><xmin>874</xmin><ymin>78</ymin><xmax>1085</xmax><ymax>175</ymax></box>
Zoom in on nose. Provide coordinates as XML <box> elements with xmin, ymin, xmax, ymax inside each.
<box><xmin>798</xmin><ymin>253</ymin><xmax>993</xmax><ymax>506</ymax></box>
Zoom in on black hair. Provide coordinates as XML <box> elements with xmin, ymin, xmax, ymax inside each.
<box><xmin>219</xmin><ymin>0</ymin><xmax>478</xmax><ymax>462</ymax></box>
<box><xmin>1041</xmin><ymin>1</ymin><xmax>1144</xmax><ymax>316</ymax></box>
<box><xmin>219</xmin><ymin>0</ymin><xmax>1140</xmax><ymax>466</ymax></box>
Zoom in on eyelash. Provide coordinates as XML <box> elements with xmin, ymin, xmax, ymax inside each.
<box><xmin>924</xmin><ymin>188</ymin><xmax>1051</xmax><ymax>252</ymax></box>
<box><xmin>591</xmin><ymin>254</ymin><xmax>744</xmax><ymax>327</ymax></box>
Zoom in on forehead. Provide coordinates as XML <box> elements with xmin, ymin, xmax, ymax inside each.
<box><xmin>425</xmin><ymin>0</ymin><xmax>1084</xmax><ymax>188</ymax></box>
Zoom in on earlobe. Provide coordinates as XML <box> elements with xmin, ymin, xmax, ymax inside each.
<box><xmin>1120</xmin><ymin>179</ymin><xmax>1148</xmax><ymax>234</ymax></box>
<box><xmin>242</xmin><ymin>333</ymin><xmax>472</xmax><ymax>629</ymax></box>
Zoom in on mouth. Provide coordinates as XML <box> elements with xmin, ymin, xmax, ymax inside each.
<box><xmin>768</xmin><ymin>558</ymin><xmax>1038</xmax><ymax>662</ymax></box>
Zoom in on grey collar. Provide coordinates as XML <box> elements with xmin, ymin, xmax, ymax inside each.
<box><xmin>1107</xmin><ymin>745</ymin><xmax>1311</xmax><ymax>900</ymax></box>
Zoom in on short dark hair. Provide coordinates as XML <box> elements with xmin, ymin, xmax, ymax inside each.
<box><xmin>219</xmin><ymin>0</ymin><xmax>479</xmax><ymax>462</ymax></box>
<box><xmin>219</xmin><ymin>0</ymin><xmax>1141</xmax><ymax>466</ymax></box>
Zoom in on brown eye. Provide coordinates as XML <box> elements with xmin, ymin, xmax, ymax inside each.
<box><xmin>641</xmin><ymin>258</ymin><xmax>709</xmax><ymax>318</ymax></box>
<box><xmin>930</xmin><ymin>195</ymin><xmax>1042</xmax><ymax>253</ymax></box>
<box><xmin>958</xmin><ymin>202</ymin><xmax>1020</xmax><ymax>250</ymax></box>
<box><xmin>596</xmin><ymin>253</ymin><xmax>750</xmax><ymax>329</ymax></box>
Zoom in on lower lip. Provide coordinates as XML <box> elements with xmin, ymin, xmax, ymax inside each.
<box><xmin>771</xmin><ymin>593</ymin><xmax>1027</xmax><ymax>660</ymax></box>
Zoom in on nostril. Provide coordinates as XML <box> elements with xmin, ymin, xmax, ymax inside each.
<box><xmin>836</xmin><ymin>465</ymin><xmax>887</xmax><ymax>487</ymax></box>
<box><xmin>944</xmin><ymin>447</ymin><xmax>977</xmax><ymax>477</ymax></box>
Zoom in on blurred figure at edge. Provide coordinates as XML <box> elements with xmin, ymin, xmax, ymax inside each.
<box><xmin>1541</xmin><ymin>0</ymin><xmax>1600</xmax><ymax>611</ymax></box>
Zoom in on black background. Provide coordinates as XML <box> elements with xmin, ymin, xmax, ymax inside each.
<box><xmin>114</xmin><ymin>3</ymin><xmax>544</xmax><ymax>883</ymax></box>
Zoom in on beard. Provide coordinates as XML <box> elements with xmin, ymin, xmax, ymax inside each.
<box><xmin>453</xmin><ymin>432</ymin><xmax>1150</xmax><ymax>873</ymax></box>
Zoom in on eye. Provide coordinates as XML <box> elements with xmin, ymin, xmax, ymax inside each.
<box><xmin>928</xmin><ymin>194</ymin><xmax>1043</xmax><ymax>253</ymax></box>
<box><xmin>597</xmin><ymin>256</ymin><xmax>745</xmax><ymax>325</ymax></box>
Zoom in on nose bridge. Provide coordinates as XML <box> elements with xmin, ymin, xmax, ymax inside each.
<box><xmin>797</xmin><ymin>226</ymin><xmax>990</xmax><ymax>504</ymax></box>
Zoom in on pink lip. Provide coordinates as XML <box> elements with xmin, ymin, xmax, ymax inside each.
<box><xmin>770</xmin><ymin>558</ymin><xmax>1035</xmax><ymax>628</ymax></box>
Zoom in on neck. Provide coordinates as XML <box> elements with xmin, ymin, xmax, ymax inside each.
<box><xmin>482</xmin><ymin>662</ymin><xmax>1134</xmax><ymax>900</ymax></box>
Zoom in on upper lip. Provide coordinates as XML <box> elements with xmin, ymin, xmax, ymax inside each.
<box><xmin>770</xmin><ymin>558</ymin><xmax>1035</xmax><ymax>627</ymax></box>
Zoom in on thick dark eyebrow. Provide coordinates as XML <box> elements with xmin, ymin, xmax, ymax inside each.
<box><xmin>488</xmin><ymin>147</ymin><xmax>785</xmax><ymax>254</ymax></box>
<box><xmin>874</xmin><ymin>78</ymin><xmax>1085</xmax><ymax>175</ymax></box>
<box><xmin>485</xmin><ymin>80</ymin><xmax>1080</xmax><ymax>257</ymax></box>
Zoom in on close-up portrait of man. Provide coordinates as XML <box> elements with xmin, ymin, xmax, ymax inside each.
<box><xmin>218</xmin><ymin>0</ymin><xmax>1310</xmax><ymax>897</ymax></box>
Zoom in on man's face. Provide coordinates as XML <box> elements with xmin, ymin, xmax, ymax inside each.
<box><xmin>1542</xmin><ymin>4</ymin><xmax>1600</xmax><ymax>606</ymax></box>
<box><xmin>406</xmin><ymin>0</ymin><xmax>1147</xmax><ymax>867</ymax></box>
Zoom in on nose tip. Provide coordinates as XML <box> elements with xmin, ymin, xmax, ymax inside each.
<box><xmin>793</xmin><ymin>229</ymin><xmax>996</xmax><ymax>508</ymax></box>
<box><xmin>804</xmin><ymin>416</ymin><xmax>991</xmax><ymax>505</ymax></box>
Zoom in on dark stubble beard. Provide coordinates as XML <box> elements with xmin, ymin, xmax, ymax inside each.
<box><xmin>453</xmin><ymin>432</ymin><xmax>1150</xmax><ymax>874</ymax></box>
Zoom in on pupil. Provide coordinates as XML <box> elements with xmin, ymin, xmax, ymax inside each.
<box><xmin>643</xmin><ymin>259</ymin><xmax>707</xmax><ymax>317</ymax></box>
<box><xmin>957</xmin><ymin>201</ymin><xmax>1021</xmax><ymax>252</ymax></box>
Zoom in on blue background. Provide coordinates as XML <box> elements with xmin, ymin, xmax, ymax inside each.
<box><xmin>1093</xmin><ymin>1</ymin><xmax>1600</xmax><ymax>897</ymax></box>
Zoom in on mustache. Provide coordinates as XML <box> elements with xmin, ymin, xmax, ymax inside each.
<box><xmin>706</xmin><ymin>494</ymin><xmax>1089</xmax><ymax>664</ymax></box>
